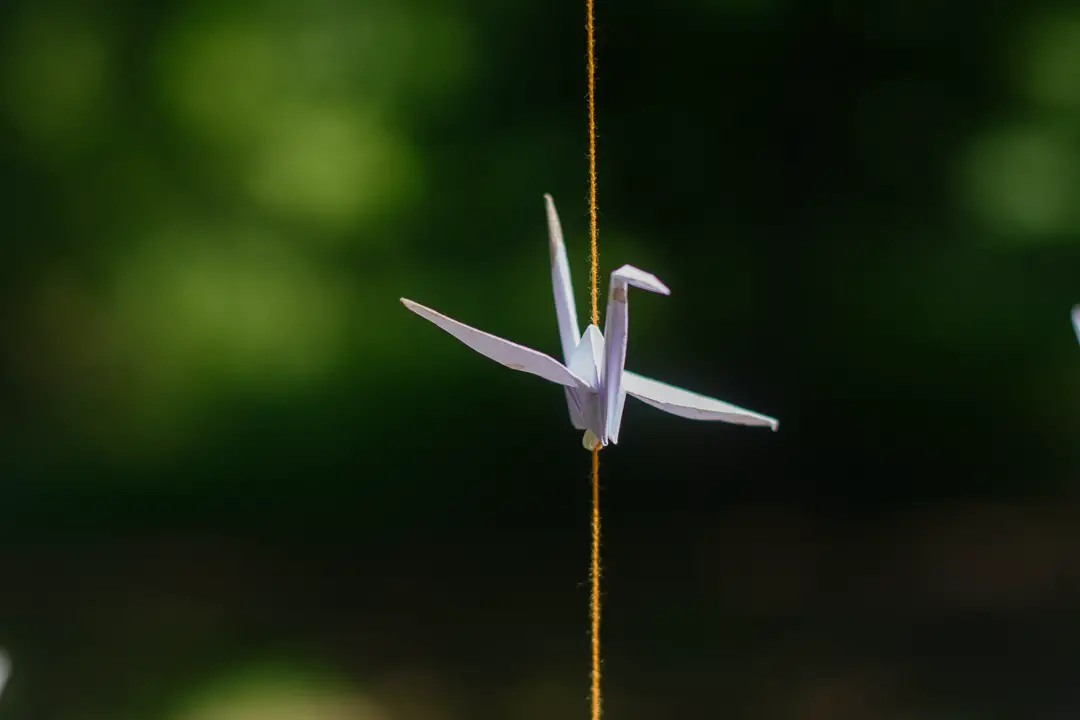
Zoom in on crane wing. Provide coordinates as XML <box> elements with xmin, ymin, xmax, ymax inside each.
<box><xmin>402</xmin><ymin>298</ymin><xmax>591</xmax><ymax>389</ymax></box>
<box><xmin>623</xmin><ymin>371</ymin><xmax>778</xmax><ymax>430</ymax></box>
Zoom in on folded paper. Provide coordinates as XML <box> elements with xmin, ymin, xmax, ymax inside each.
<box><xmin>402</xmin><ymin>194</ymin><xmax>778</xmax><ymax>449</ymax></box>
<box><xmin>0</xmin><ymin>650</ymin><xmax>9</xmax><ymax>701</ymax></box>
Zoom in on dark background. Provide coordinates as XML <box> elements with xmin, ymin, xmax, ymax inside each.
<box><xmin>1</xmin><ymin>0</ymin><xmax>1079</xmax><ymax>717</ymax></box>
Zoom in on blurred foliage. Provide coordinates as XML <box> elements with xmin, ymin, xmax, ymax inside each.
<box><xmin>0</xmin><ymin>0</ymin><xmax>1079</xmax><ymax>716</ymax></box>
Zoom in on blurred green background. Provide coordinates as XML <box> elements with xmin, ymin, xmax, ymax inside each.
<box><xmin>1</xmin><ymin>0</ymin><xmax>1079</xmax><ymax>716</ymax></box>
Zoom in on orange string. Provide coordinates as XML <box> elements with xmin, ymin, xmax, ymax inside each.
<box><xmin>586</xmin><ymin>1</ymin><xmax>602</xmax><ymax>717</ymax></box>
<box><xmin>589</xmin><ymin>444</ymin><xmax>602</xmax><ymax>720</ymax></box>
<box><xmin>586</xmin><ymin>0</ymin><xmax>599</xmax><ymax>327</ymax></box>
<box><xmin>587</xmin><ymin>1</ymin><xmax>604</xmax><ymax>716</ymax></box>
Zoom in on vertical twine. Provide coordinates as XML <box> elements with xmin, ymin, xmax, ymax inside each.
<box><xmin>585</xmin><ymin>1</ymin><xmax>602</xmax><ymax>719</ymax></box>
<box><xmin>589</xmin><ymin>444</ymin><xmax>601</xmax><ymax>720</ymax></box>
<box><xmin>586</xmin><ymin>0</ymin><xmax>600</xmax><ymax>328</ymax></box>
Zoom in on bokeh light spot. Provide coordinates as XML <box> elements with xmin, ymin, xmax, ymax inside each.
<box><xmin>1019</xmin><ymin>11</ymin><xmax>1080</xmax><ymax>112</ymax></box>
<box><xmin>959</xmin><ymin>121</ymin><xmax>1080</xmax><ymax>238</ymax></box>
<box><xmin>111</xmin><ymin>226</ymin><xmax>352</xmax><ymax>397</ymax></box>
<box><xmin>244</xmin><ymin>105</ymin><xmax>420</xmax><ymax>232</ymax></box>
<box><xmin>161</xmin><ymin>18</ymin><xmax>284</xmax><ymax>147</ymax></box>
<box><xmin>172</xmin><ymin>665</ymin><xmax>389</xmax><ymax>720</ymax></box>
<box><xmin>1</xmin><ymin>7</ymin><xmax>111</xmax><ymax>157</ymax></box>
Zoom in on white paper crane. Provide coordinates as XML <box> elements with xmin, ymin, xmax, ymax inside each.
<box><xmin>401</xmin><ymin>194</ymin><xmax>778</xmax><ymax>449</ymax></box>
<box><xmin>1073</xmin><ymin>305</ymin><xmax>1079</xmax><ymax>344</ymax></box>
<box><xmin>0</xmin><ymin>649</ymin><xmax>9</xmax><ymax>701</ymax></box>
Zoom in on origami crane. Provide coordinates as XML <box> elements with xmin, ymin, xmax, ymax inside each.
<box><xmin>401</xmin><ymin>194</ymin><xmax>778</xmax><ymax>449</ymax></box>
<box><xmin>0</xmin><ymin>650</ymin><xmax>9</xmax><ymax>702</ymax></box>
